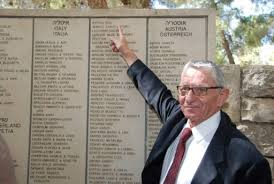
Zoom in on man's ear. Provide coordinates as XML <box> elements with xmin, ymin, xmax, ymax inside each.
<box><xmin>217</xmin><ymin>88</ymin><xmax>229</xmax><ymax>107</ymax></box>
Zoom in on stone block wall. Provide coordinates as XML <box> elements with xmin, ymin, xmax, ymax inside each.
<box><xmin>223</xmin><ymin>65</ymin><xmax>274</xmax><ymax>180</ymax></box>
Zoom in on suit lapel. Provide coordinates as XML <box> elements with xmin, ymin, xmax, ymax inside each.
<box><xmin>146</xmin><ymin>117</ymin><xmax>187</xmax><ymax>166</ymax></box>
<box><xmin>161</xmin><ymin>119</ymin><xmax>186</xmax><ymax>151</ymax></box>
<box><xmin>191</xmin><ymin>142</ymin><xmax>224</xmax><ymax>184</ymax></box>
<box><xmin>191</xmin><ymin>114</ymin><xmax>228</xmax><ymax>184</ymax></box>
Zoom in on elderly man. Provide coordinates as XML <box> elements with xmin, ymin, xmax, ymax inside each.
<box><xmin>110</xmin><ymin>26</ymin><xmax>272</xmax><ymax>184</ymax></box>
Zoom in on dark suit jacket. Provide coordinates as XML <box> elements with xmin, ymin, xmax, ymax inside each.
<box><xmin>127</xmin><ymin>60</ymin><xmax>272</xmax><ymax>184</ymax></box>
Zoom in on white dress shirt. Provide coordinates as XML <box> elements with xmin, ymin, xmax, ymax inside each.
<box><xmin>160</xmin><ymin>111</ymin><xmax>221</xmax><ymax>184</ymax></box>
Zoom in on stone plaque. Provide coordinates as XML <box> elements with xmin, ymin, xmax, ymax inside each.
<box><xmin>30</xmin><ymin>18</ymin><xmax>89</xmax><ymax>184</ymax></box>
<box><xmin>147</xmin><ymin>17</ymin><xmax>208</xmax><ymax>154</ymax></box>
<box><xmin>0</xmin><ymin>9</ymin><xmax>215</xmax><ymax>184</ymax></box>
<box><xmin>89</xmin><ymin>18</ymin><xmax>146</xmax><ymax>183</ymax></box>
<box><xmin>0</xmin><ymin>18</ymin><xmax>32</xmax><ymax>184</ymax></box>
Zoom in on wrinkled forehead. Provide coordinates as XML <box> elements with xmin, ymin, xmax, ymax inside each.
<box><xmin>180</xmin><ymin>67</ymin><xmax>216</xmax><ymax>86</ymax></box>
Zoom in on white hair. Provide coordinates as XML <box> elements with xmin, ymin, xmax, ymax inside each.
<box><xmin>182</xmin><ymin>60</ymin><xmax>226</xmax><ymax>87</ymax></box>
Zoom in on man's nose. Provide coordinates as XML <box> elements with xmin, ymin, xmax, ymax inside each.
<box><xmin>185</xmin><ymin>89</ymin><xmax>196</xmax><ymax>102</ymax></box>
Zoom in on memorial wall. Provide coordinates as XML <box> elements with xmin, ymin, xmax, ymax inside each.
<box><xmin>0</xmin><ymin>9</ymin><xmax>216</xmax><ymax>184</ymax></box>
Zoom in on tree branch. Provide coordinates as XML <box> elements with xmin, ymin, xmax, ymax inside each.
<box><xmin>221</xmin><ymin>30</ymin><xmax>235</xmax><ymax>64</ymax></box>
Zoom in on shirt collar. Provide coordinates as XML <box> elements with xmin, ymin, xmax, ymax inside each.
<box><xmin>186</xmin><ymin>111</ymin><xmax>221</xmax><ymax>143</ymax></box>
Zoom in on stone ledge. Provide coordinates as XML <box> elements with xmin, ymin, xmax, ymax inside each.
<box><xmin>237</xmin><ymin>122</ymin><xmax>274</xmax><ymax>156</ymax></box>
<box><xmin>242</xmin><ymin>65</ymin><xmax>274</xmax><ymax>97</ymax></box>
<box><xmin>242</xmin><ymin>97</ymin><xmax>274</xmax><ymax>123</ymax></box>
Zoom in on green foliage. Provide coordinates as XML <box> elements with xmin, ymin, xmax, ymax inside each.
<box><xmin>234</xmin><ymin>15</ymin><xmax>273</xmax><ymax>47</ymax></box>
<box><xmin>106</xmin><ymin>0</ymin><xmax>123</xmax><ymax>7</ymax></box>
<box><xmin>235</xmin><ymin>47</ymin><xmax>261</xmax><ymax>66</ymax></box>
<box><xmin>48</xmin><ymin>0</ymin><xmax>66</xmax><ymax>9</ymax></box>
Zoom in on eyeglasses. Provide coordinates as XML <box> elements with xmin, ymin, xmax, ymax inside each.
<box><xmin>177</xmin><ymin>86</ymin><xmax>223</xmax><ymax>96</ymax></box>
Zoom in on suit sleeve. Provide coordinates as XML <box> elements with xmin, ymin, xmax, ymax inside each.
<box><xmin>127</xmin><ymin>59</ymin><xmax>180</xmax><ymax>124</ymax></box>
<box><xmin>241</xmin><ymin>157</ymin><xmax>272</xmax><ymax>184</ymax></box>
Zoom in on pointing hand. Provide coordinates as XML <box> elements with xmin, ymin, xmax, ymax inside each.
<box><xmin>110</xmin><ymin>26</ymin><xmax>137</xmax><ymax>66</ymax></box>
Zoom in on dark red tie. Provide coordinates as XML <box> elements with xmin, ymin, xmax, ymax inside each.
<box><xmin>163</xmin><ymin>128</ymin><xmax>192</xmax><ymax>184</ymax></box>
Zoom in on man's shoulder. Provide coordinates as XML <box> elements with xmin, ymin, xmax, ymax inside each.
<box><xmin>219</xmin><ymin>112</ymin><xmax>265</xmax><ymax>162</ymax></box>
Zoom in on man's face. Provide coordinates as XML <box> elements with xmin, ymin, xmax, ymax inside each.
<box><xmin>178</xmin><ymin>68</ymin><xmax>229</xmax><ymax>127</ymax></box>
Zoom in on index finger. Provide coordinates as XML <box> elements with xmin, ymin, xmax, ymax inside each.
<box><xmin>118</xmin><ymin>25</ymin><xmax>123</xmax><ymax>38</ymax></box>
